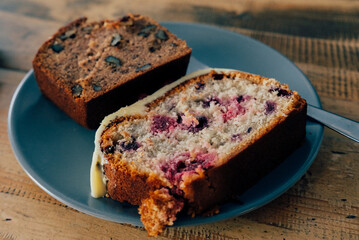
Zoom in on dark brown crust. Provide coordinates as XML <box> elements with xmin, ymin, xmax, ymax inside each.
<box><xmin>34</xmin><ymin>64</ymin><xmax>89</xmax><ymax>125</ymax></box>
<box><xmin>104</xmin><ymin>162</ymin><xmax>167</xmax><ymax>205</ymax></box>
<box><xmin>139</xmin><ymin>188</ymin><xmax>183</xmax><ymax>236</ymax></box>
<box><xmin>33</xmin><ymin>15</ymin><xmax>191</xmax><ymax>129</ymax></box>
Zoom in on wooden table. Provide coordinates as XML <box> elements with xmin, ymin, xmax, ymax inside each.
<box><xmin>1</xmin><ymin>1</ymin><xmax>358</xmax><ymax>239</ymax></box>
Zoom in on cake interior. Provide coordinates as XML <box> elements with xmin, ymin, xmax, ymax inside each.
<box><xmin>100</xmin><ymin>72</ymin><xmax>297</xmax><ymax>190</ymax></box>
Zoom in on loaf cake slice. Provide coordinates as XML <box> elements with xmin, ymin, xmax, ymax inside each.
<box><xmin>91</xmin><ymin>69</ymin><xmax>307</xmax><ymax>236</ymax></box>
<box><xmin>33</xmin><ymin>14</ymin><xmax>191</xmax><ymax>129</ymax></box>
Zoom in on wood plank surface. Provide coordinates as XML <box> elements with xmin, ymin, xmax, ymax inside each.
<box><xmin>0</xmin><ymin>0</ymin><xmax>358</xmax><ymax>239</ymax></box>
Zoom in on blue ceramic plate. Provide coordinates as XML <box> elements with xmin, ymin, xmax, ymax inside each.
<box><xmin>8</xmin><ymin>22</ymin><xmax>323</xmax><ymax>227</ymax></box>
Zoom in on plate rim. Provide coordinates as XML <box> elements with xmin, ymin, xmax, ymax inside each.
<box><xmin>8</xmin><ymin>21</ymin><xmax>324</xmax><ymax>227</ymax></box>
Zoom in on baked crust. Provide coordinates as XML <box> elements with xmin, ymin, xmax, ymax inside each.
<box><xmin>139</xmin><ymin>188</ymin><xmax>184</xmax><ymax>236</ymax></box>
<box><xmin>104</xmin><ymin>162</ymin><xmax>167</xmax><ymax>205</ymax></box>
<box><xmin>33</xmin><ymin>15</ymin><xmax>191</xmax><ymax>129</ymax></box>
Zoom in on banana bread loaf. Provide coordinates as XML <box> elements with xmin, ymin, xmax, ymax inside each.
<box><xmin>91</xmin><ymin>69</ymin><xmax>307</xmax><ymax>236</ymax></box>
<box><xmin>33</xmin><ymin>14</ymin><xmax>191</xmax><ymax>128</ymax></box>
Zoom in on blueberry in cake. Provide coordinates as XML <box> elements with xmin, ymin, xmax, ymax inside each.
<box><xmin>91</xmin><ymin>69</ymin><xmax>307</xmax><ymax>236</ymax></box>
<box><xmin>33</xmin><ymin>14</ymin><xmax>191</xmax><ymax>129</ymax></box>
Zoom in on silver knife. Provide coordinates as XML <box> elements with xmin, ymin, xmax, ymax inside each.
<box><xmin>187</xmin><ymin>56</ymin><xmax>359</xmax><ymax>143</ymax></box>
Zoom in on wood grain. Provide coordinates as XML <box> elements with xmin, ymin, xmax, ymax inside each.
<box><xmin>0</xmin><ymin>0</ymin><xmax>358</xmax><ymax>239</ymax></box>
<box><xmin>0</xmin><ymin>10</ymin><xmax>61</xmax><ymax>71</ymax></box>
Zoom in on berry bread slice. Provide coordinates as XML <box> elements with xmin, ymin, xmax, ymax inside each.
<box><xmin>91</xmin><ymin>69</ymin><xmax>307</xmax><ymax>236</ymax></box>
<box><xmin>33</xmin><ymin>14</ymin><xmax>191</xmax><ymax>129</ymax></box>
